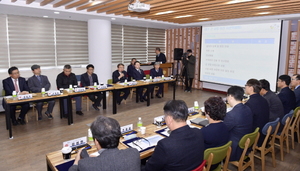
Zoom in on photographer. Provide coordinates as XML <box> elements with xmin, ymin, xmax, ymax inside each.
<box><xmin>182</xmin><ymin>49</ymin><xmax>195</xmax><ymax>92</ymax></box>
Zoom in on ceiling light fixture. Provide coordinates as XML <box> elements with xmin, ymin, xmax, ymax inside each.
<box><xmin>43</xmin><ymin>16</ymin><xmax>48</xmax><ymax>18</ymax></box>
<box><xmin>256</xmin><ymin>5</ymin><xmax>270</xmax><ymax>9</ymax></box>
<box><xmin>199</xmin><ymin>18</ymin><xmax>210</xmax><ymax>21</ymax></box>
<box><xmin>175</xmin><ymin>15</ymin><xmax>193</xmax><ymax>19</ymax></box>
<box><xmin>226</xmin><ymin>0</ymin><xmax>254</xmax><ymax>4</ymax></box>
<box><xmin>111</xmin><ymin>18</ymin><xmax>116</xmax><ymax>20</ymax></box>
<box><xmin>257</xmin><ymin>12</ymin><xmax>270</xmax><ymax>15</ymax></box>
<box><xmin>155</xmin><ymin>11</ymin><xmax>175</xmax><ymax>15</ymax></box>
<box><xmin>91</xmin><ymin>1</ymin><xmax>103</xmax><ymax>5</ymax></box>
<box><xmin>54</xmin><ymin>12</ymin><xmax>60</xmax><ymax>14</ymax></box>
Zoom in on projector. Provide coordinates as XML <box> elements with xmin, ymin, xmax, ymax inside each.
<box><xmin>128</xmin><ymin>0</ymin><xmax>150</xmax><ymax>12</ymax></box>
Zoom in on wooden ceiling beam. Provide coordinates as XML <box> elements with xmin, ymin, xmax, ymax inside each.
<box><xmin>87</xmin><ymin>0</ymin><xmax>129</xmax><ymax>12</ymax></box>
<box><xmin>53</xmin><ymin>0</ymin><xmax>74</xmax><ymax>8</ymax></box>
<box><xmin>65</xmin><ymin>0</ymin><xmax>89</xmax><ymax>9</ymax></box>
<box><xmin>40</xmin><ymin>0</ymin><xmax>55</xmax><ymax>6</ymax></box>
<box><xmin>11</xmin><ymin>0</ymin><xmax>17</xmax><ymax>2</ymax></box>
<box><xmin>26</xmin><ymin>0</ymin><xmax>36</xmax><ymax>4</ymax></box>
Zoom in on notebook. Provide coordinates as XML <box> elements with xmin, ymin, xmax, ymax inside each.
<box><xmin>190</xmin><ymin>118</ymin><xmax>209</xmax><ymax>127</ymax></box>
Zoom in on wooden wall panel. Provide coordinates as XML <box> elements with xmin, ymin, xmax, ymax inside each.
<box><xmin>166</xmin><ymin>27</ymin><xmax>202</xmax><ymax>89</ymax></box>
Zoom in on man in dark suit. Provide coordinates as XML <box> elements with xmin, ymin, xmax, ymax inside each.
<box><xmin>56</xmin><ymin>64</ymin><xmax>83</xmax><ymax>117</ymax></box>
<box><xmin>28</xmin><ymin>64</ymin><xmax>55</xmax><ymax>120</ymax></box>
<box><xmin>153</xmin><ymin>47</ymin><xmax>166</xmax><ymax>64</ymax></box>
<box><xmin>277</xmin><ymin>75</ymin><xmax>296</xmax><ymax>114</ymax></box>
<box><xmin>291</xmin><ymin>74</ymin><xmax>300</xmax><ymax>107</ymax></box>
<box><xmin>150</xmin><ymin>62</ymin><xmax>163</xmax><ymax>98</ymax></box>
<box><xmin>259</xmin><ymin>79</ymin><xmax>284</xmax><ymax>121</ymax></box>
<box><xmin>223</xmin><ymin>86</ymin><xmax>253</xmax><ymax>161</ymax></box>
<box><xmin>2</xmin><ymin>66</ymin><xmax>30</xmax><ymax>125</ymax></box>
<box><xmin>245</xmin><ymin>79</ymin><xmax>269</xmax><ymax>147</ymax></box>
<box><xmin>69</xmin><ymin>116</ymin><xmax>140</xmax><ymax>171</ymax></box>
<box><xmin>127</xmin><ymin>58</ymin><xmax>136</xmax><ymax>81</ymax></box>
<box><xmin>112</xmin><ymin>63</ymin><xmax>130</xmax><ymax>105</ymax></box>
<box><xmin>182</xmin><ymin>49</ymin><xmax>196</xmax><ymax>92</ymax></box>
<box><xmin>144</xmin><ymin>100</ymin><xmax>204</xmax><ymax>171</ymax></box>
<box><xmin>81</xmin><ymin>64</ymin><xmax>102</xmax><ymax>111</ymax></box>
<box><xmin>131</xmin><ymin>61</ymin><xmax>148</xmax><ymax>102</ymax></box>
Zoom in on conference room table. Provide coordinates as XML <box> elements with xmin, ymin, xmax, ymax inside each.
<box><xmin>45</xmin><ymin>112</ymin><xmax>205</xmax><ymax>171</ymax></box>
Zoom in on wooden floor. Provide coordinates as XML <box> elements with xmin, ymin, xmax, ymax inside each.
<box><xmin>0</xmin><ymin>87</ymin><xmax>299</xmax><ymax>171</ymax></box>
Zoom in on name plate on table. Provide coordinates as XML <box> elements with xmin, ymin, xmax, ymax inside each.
<box><xmin>17</xmin><ymin>94</ymin><xmax>33</xmax><ymax>100</ymax></box>
<box><xmin>127</xmin><ymin>81</ymin><xmax>137</xmax><ymax>86</ymax></box>
<box><xmin>74</xmin><ymin>87</ymin><xmax>86</xmax><ymax>92</ymax></box>
<box><xmin>153</xmin><ymin>78</ymin><xmax>162</xmax><ymax>82</ymax></box>
<box><xmin>47</xmin><ymin>90</ymin><xmax>61</xmax><ymax>96</ymax></box>
<box><xmin>97</xmin><ymin>85</ymin><xmax>107</xmax><ymax>89</ymax></box>
<box><xmin>164</xmin><ymin>77</ymin><xmax>172</xmax><ymax>81</ymax></box>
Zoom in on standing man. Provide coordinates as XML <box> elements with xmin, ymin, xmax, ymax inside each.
<box><xmin>127</xmin><ymin>58</ymin><xmax>136</xmax><ymax>81</ymax></box>
<box><xmin>277</xmin><ymin>75</ymin><xmax>296</xmax><ymax>114</ymax></box>
<box><xmin>2</xmin><ymin>66</ymin><xmax>30</xmax><ymax>125</ymax></box>
<box><xmin>224</xmin><ymin>86</ymin><xmax>253</xmax><ymax>161</ymax></box>
<box><xmin>182</xmin><ymin>49</ymin><xmax>195</xmax><ymax>92</ymax></box>
<box><xmin>291</xmin><ymin>74</ymin><xmax>300</xmax><ymax>107</ymax></box>
<box><xmin>112</xmin><ymin>63</ymin><xmax>130</xmax><ymax>105</ymax></box>
<box><xmin>81</xmin><ymin>64</ymin><xmax>103</xmax><ymax>111</ymax></box>
<box><xmin>150</xmin><ymin>62</ymin><xmax>163</xmax><ymax>98</ymax></box>
<box><xmin>154</xmin><ymin>47</ymin><xmax>166</xmax><ymax>64</ymax></box>
<box><xmin>131</xmin><ymin>61</ymin><xmax>148</xmax><ymax>102</ymax></box>
<box><xmin>144</xmin><ymin>100</ymin><xmax>204</xmax><ymax>171</ymax></box>
<box><xmin>28</xmin><ymin>64</ymin><xmax>55</xmax><ymax>120</ymax></box>
<box><xmin>56</xmin><ymin>64</ymin><xmax>83</xmax><ymax>117</ymax></box>
<box><xmin>259</xmin><ymin>79</ymin><xmax>284</xmax><ymax>121</ymax></box>
<box><xmin>244</xmin><ymin>79</ymin><xmax>269</xmax><ymax>147</ymax></box>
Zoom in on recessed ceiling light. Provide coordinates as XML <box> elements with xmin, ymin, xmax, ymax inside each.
<box><xmin>199</xmin><ymin>18</ymin><xmax>210</xmax><ymax>21</ymax></box>
<box><xmin>174</xmin><ymin>15</ymin><xmax>193</xmax><ymax>19</ymax></box>
<box><xmin>111</xmin><ymin>18</ymin><xmax>116</xmax><ymax>20</ymax></box>
<box><xmin>54</xmin><ymin>11</ymin><xmax>60</xmax><ymax>14</ymax></box>
<box><xmin>155</xmin><ymin>11</ymin><xmax>175</xmax><ymax>15</ymax></box>
<box><xmin>257</xmin><ymin>12</ymin><xmax>270</xmax><ymax>15</ymax></box>
<box><xmin>43</xmin><ymin>16</ymin><xmax>48</xmax><ymax>18</ymax></box>
<box><xmin>256</xmin><ymin>5</ymin><xmax>270</xmax><ymax>9</ymax></box>
<box><xmin>226</xmin><ymin>0</ymin><xmax>254</xmax><ymax>4</ymax></box>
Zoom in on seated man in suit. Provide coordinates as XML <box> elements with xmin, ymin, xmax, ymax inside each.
<box><xmin>144</xmin><ymin>100</ymin><xmax>204</xmax><ymax>171</ymax></box>
<box><xmin>291</xmin><ymin>74</ymin><xmax>300</xmax><ymax>107</ymax></box>
<box><xmin>131</xmin><ymin>61</ymin><xmax>148</xmax><ymax>102</ymax></box>
<box><xmin>277</xmin><ymin>74</ymin><xmax>296</xmax><ymax>114</ymax></box>
<box><xmin>259</xmin><ymin>79</ymin><xmax>284</xmax><ymax>121</ymax></box>
<box><xmin>127</xmin><ymin>58</ymin><xmax>136</xmax><ymax>81</ymax></box>
<box><xmin>80</xmin><ymin>64</ymin><xmax>103</xmax><ymax>111</ymax></box>
<box><xmin>2</xmin><ymin>66</ymin><xmax>30</xmax><ymax>125</ymax></box>
<box><xmin>223</xmin><ymin>86</ymin><xmax>253</xmax><ymax>161</ymax></box>
<box><xmin>245</xmin><ymin>79</ymin><xmax>269</xmax><ymax>147</ymax></box>
<box><xmin>112</xmin><ymin>63</ymin><xmax>130</xmax><ymax>105</ymax></box>
<box><xmin>69</xmin><ymin>116</ymin><xmax>140</xmax><ymax>171</ymax></box>
<box><xmin>56</xmin><ymin>64</ymin><xmax>83</xmax><ymax>117</ymax></box>
<box><xmin>150</xmin><ymin>62</ymin><xmax>163</xmax><ymax>98</ymax></box>
<box><xmin>28</xmin><ymin>64</ymin><xmax>55</xmax><ymax>120</ymax></box>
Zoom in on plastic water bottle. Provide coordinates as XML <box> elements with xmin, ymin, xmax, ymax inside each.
<box><xmin>69</xmin><ymin>84</ymin><xmax>73</xmax><ymax>92</ymax></box>
<box><xmin>94</xmin><ymin>82</ymin><xmax>97</xmax><ymax>89</ymax></box>
<box><xmin>41</xmin><ymin>88</ymin><xmax>46</xmax><ymax>96</ymax></box>
<box><xmin>137</xmin><ymin>117</ymin><xmax>143</xmax><ymax>131</ymax></box>
<box><xmin>150</xmin><ymin>76</ymin><xmax>152</xmax><ymax>81</ymax></box>
<box><xmin>162</xmin><ymin>75</ymin><xmax>165</xmax><ymax>80</ymax></box>
<box><xmin>124</xmin><ymin>79</ymin><xmax>128</xmax><ymax>86</ymax></box>
<box><xmin>12</xmin><ymin>91</ymin><xmax>17</xmax><ymax>100</ymax></box>
<box><xmin>88</xmin><ymin>128</ymin><xmax>94</xmax><ymax>145</ymax></box>
<box><xmin>194</xmin><ymin>101</ymin><xmax>199</xmax><ymax>112</ymax></box>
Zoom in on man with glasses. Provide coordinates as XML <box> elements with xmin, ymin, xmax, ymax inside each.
<box><xmin>291</xmin><ymin>74</ymin><xmax>300</xmax><ymax>107</ymax></box>
<box><xmin>81</xmin><ymin>64</ymin><xmax>102</xmax><ymax>111</ymax></box>
<box><xmin>244</xmin><ymin>78</ymin><xmax>269</xmax><ymax>147</ymax></box>
<box><xmin>112</xmin><ymin>63</ymin><xmax>130</xmax><ymax>105</ymax></box>
<box><xmin>2</xmin><ymin>66</ymin><xmax>30</xmax><ymax>125</ymax></box>
<box><xmin>277</xmin><ymin>75</ymin><xmax>296</xmax><ymax>114</ymax></box>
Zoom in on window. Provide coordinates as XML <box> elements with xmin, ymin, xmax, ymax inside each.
<box><xmin>0</xmin><ymin>14</ymin><xmax>9</xmax><ymax>70</ymax></box>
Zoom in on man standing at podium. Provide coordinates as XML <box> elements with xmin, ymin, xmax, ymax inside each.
<box><xmin>151</xmin><ymin>47</ymin><xmax>166</xmax><ymax>64</ymax></box>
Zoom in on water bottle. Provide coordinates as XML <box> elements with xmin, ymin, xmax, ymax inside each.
<box><xmin>137</xmin><ymin>117</ymin><xmax>143</xmax><ymax>131</ymax></box>
<box><xmin>41</xmin><ymin>88</ymin><xmax>46</xmax><ymax>96</ymax></box>
<box><xmin>124</xmin><ymin>79</ymin><xmax>128</xmax><ymax>86</ymax></box>
<box><xmin>162</xmin><ymin>75</ymin><xmax>165</xmax><ymax>80</ymax></box>
<box><xmin>94</xmin><ymin>82</ymin><xmax>97</xmax><ymax>89</ymax></box>
<box><xmin>150</xmin><ymin>76</ymin><xmax>153</xmax><ymax>81</ymax></box>
<box><xmin>12</xmin><ymin>91</ymin><xmax>17</xmax><ymax>100</ymax></box>
<box><xmin>88</xmin><ymin>128</ymin><xmax>94</xmax><ymax>145</ymax></box>
<box><xmin>69</xmin><ymin>84</ymin><xmax>73</xmax><ymax>92</ymax></box>
<box><xmin>194</xmin><ymin>101</ymin><xmax>199</xmax><ymax>112</ymax></box>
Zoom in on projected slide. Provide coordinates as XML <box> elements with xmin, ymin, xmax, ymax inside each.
<box><xmin>200</xmin><ymin>21</ymin><xmax>282</xmax><ymax>91</ymax></box>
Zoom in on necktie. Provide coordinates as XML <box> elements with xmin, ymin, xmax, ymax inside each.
<box><xmin>138</xmin><ymin>69</ymin><xmax>141</xmax><ymax>74</ymax></box>
<box><xmin>14</xmin><ymin>79</ymin><xmax>19</xmax><ymax>92</ymax></box>
<box><xmin>89</xmin><ymin>75</ymin><xmax>93</xmax><ymax>86</ymax></box>
<box><xmin>37</xmin><ymin>76</ymin><xmax>42</xmax><ymax>85</ymax></box>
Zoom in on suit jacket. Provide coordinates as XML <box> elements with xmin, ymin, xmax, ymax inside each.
<box><xmin>131</xmin><ymin>68</ymin><xmax>145</xmax><ymax>81</ymax></box>
<box><xmin>112</xmin><ymin>70</ymin><xmax>127</xmax><ymax>83</ymax></box>
<box><xmin>182</xmin><ymin>55</ymin><xmax>196</xmax><ymax>78</ymax></box>
<box><xmin>278</xmin><ymin>87</ymin><xmax>296</xmax><ymax>114</ymax></box>
<box><xmin>127</xmin><ymin>65</ymin><xmax>135</xmax><ymax>80</ymax></box>
<box><xmin>150</xmin><ymin>68</ymin><xmax>163</xmax><ymax>78</ymax></box>
<box><xmin>144</xmin><ymin>125</ymin><xmax>204</xmax><ymax>171</ymax></box>
<box><xmin>156</xmin><ymin>53</ymin><xmax>166</xmax><ymax>64</ymax></box>
<box><xmin>294</xmin><ymin>86</ymin><xmax>300</xmax><ymax>107</ymax></box>
<box><xmin>69</xmin><ymin>148</ymin><xmax>140</xmax><ymax>171</ymax></box>
<box><xmin>80</xmin><ymin>73</ymin><xmax>99</xmax><ymax>87</ymax></box>
<box><xmin>223</xmin><ymin>103</ymin><xmax>253</xmax><ymax>161</ymax></box>
<box><xmin>56</xmin><ymin>72</ymin><xmax>78</xmax><ymax>89</ymax></box>
<box><xmin>263</xmin><ymin>91</ymin><xmax>285</xmax><ymax>121</ymax></box>
<box><xmin>27</xmin><ymin>75</ymin><xmax>51</xmax><ymax>93</ymax></box>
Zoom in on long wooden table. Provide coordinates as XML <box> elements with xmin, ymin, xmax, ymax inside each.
<box><xmin>4</xmin><ymin>79</ymin><xmax>177</xmax><ymax>139</ymax></box>
<box><xmin>46</xmin><ymin>112</ymin><xmax>205</xmax><ymax>171</ymax></box>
